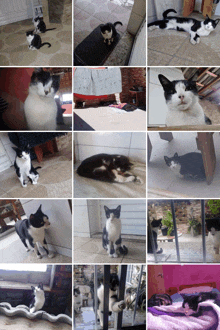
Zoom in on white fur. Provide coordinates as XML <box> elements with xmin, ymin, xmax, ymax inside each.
<box><xmin>97</xmin><ymin>284</ymin><xmax>125</xmax><ymax>328</ymax></box>
<box><xmin>28</xmin><ymin>219</ymin><xmax>53</xmax><ymax>259</ymax></box>
<box><xmin>101</xmin><ymin>30</ymin><xmax>113</xmax><ymax>45</ymax></box>
<box><xmin>106</xmin><ymin>214</ymin><xmax>121</xmax><ymax>258</ymax></box>
<box><xmin>209</xmin><ymin>229</ymin><xmax>220</xmax><ymax>254</ymax></box>
<box><xmin>166</xmin><ymin>82</ymin><xmax>206</xmax><ymax>126</ymax></box>
<box><xmin>30</xmin><ymin>287</ymin><xmax>45</xmax><ymax>313</ymax></box>
<box><xmin>24</xmin><ymin>82</ymin><xmax>57</xmax><ymax>130</ymax></box>
<box><xmin>16</xmin><ymin>153</ymin><xmax>31</xmax><ymax>187</ymax></box>
<box><xmin>167</xmin><ymin>161</ymin><xmax>183</xmax><ymax>178</ymax></box>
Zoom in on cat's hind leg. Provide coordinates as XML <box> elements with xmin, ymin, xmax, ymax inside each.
<box><xmin>112</xmin><ymin>170</ymin><xmax>142</xmax><ymax>184</ymax></box>
<box><xmin>20</xmin><ymin>238</ymin><xmax>31</xmax><ymax>252</ymax></box>
<box><xmin>42</xmin><ymin>238</ymin><xmax>55</xmax><ymax>258</ymax></box>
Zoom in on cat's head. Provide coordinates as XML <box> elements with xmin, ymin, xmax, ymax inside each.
<box><xmin>158</xmin><ymin>74</ymin><xmax>198</xmax><ymax>111</ymax></box>
<box><xmin>204</xmin><ymin>15</ymin><xmax>220</xmax><ymax>31</ymax></box>
<box><xmin>26</xmin><ymin>31</ymin><xmax>34</xmax><ymax>37</ymax></box>
<box><xmin>31</xmin><ymin>283</ymin><xmax>44</xmax><ymax>294</ymax></box>
<box><xmin>109</xmin><ymin>273</ymin><xmax>119</xmax><ymax>291</ymax></box>
<box><xmin>206</xmin><ymin>218</ymin><xmax>220</xmax><ymax>235</ymax></box>
<box><xmin>29</xmin><ymin>205</ymin><xmax>50</xmax><ymax>228</ymax></box>
<box><xmin>74</xmin><ymin>286</ymin><xmax>80</xmax><ymax>296</ymax></box>
<box><xmin>182</xmin><ymin>294</ymin><xmax>201</xmax><ymax>316</ymax></box>
<box><xmin>30</xmin><ymin>68</ymin><xmax>60</xmax><ymax>98</ymax></box>
<box><xmin>34</xmin><ymin>16</ymin><xmax>42</xmax><ymax>23</ymax></box>
<box><xmin>12</xmin><ymin>145</ymin><xmax>30</xmax><ymax>160</ymax></box>
<box><xmin>100</xmin><ymin>23</ymin><xmax>112</xmax><ymax>34</ymax></box>
<box><xmin>148</xmin><ymin>293</ymin><xmax>172</xmax><ymax>307</ymax></box>
<box><xmin>104</xmin><ymin>205</ymin><xmax>121</xmax><ymax>220</ymax></box>
<box><xmin>150</xmin><ymin>218</ymin><xmax>162</xmax><ymax>229</ymax></box>
<box><xmin>113</xmin><ymin>155</ymin><xmax>133</xmax><ymax>173</ymax></box>
<box><xmin>164</xmin><ymin>152</ymin><xmax>180</xmax><ymax>168</ymax></box>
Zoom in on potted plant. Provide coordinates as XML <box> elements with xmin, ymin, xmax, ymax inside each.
<box><xmin>206</xmin><ymin>200</ymin><xmax>220</xmax><ymax>219</ymax></box>
<box><xmin>162</xmin><ymin>211</ymin><xmax>174</xmax><ymax>237</ymax></box>
<box><xmin>188</xmin><ymin>218</ymin><xmax>201</xmax><ymax>237</ymax></box>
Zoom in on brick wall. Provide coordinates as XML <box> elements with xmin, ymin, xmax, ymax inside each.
<box><xmin>60</xmin><ymin>71</ymin><xmax>72</xmax><ymax>94</ymax></box>
<box><xmin>74</xmin><ymin>68</ymin><xmax>146</xmax><ymax>108</ymax></box>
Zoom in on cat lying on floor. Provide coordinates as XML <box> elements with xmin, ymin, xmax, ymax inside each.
<box><xmin>77</xmin><ymin>153</ymin><xmax>142</xmax><ymax>184</ymax></box>
<box><xmin>148</xmin><ymin>9</ymin><xmax>220</xmax><ymax>45</ymax></box>
<box><xmin>158</xmin><ymin>73</ymin><xmax>212</xmax><ymax>126</ymax></box>
<box><xmin>102</xmin><ymin>205</ymin><xmax>128</xmax><ymax>258</ymax></box>
<box><xmin>15</xmin><ymin>205</ymin><xmax>54</xmax><ymax>259</ymax></box>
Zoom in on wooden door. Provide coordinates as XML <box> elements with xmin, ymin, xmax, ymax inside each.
<box><xmin>183</xmin><ymin>0</ymin><xmax>195</xmax><ymax>17</ymax></box>
<box><xmin>201</xmin><ymin>0</ymin><xmax>213</xmax><ymax>17</ymax></box>
<box><xmin>148</xmin><ymin>265</ymin><xmax>165</xmax><ymax>299</ymax></box>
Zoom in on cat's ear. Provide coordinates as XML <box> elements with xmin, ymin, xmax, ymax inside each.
<box><xmin>31</xmin><ymin>286</ymin><xmax>35</xmax><ymax>291</ymax></box>
<box><xmin>104</xmin><ymin>205</ymin><xmax>109</xmax><ymax>213</ymax></box>
<box><xmin>37</xmin><ymin>204</ymin><xmax>42</xmax><ymax>212</ymax></box>
<box><xmin>116</xmin><ymin>205</ymin><xmax>121</xmax><ymax>212</ymax></box>
<box><xmin>215</xmin><ymin>19</ymin><xmax>220</xmax><ymax>25</ymax></box>
<box><xmin>34</xmin><ymin>68</ymin><xmax>43</xmax><ymax>73</ymax></box>
<box><xmin>158</xmin><ymin>74</ymin><xmax>172</xmax><ymax>89</ymax></box>
<box><xmin>174</xmin><ymin>152</ymin><xmax>178</xmax><ymax>158</ymax></box>
<box><xmin>38</xmin><ymin>283</ymin><xmax>43</xmax><ymax>289</ymax></box>
<box><xmin>164</xmin><ymin>156</ymin><xmax>169</xmax><ymax>163</ymax></box>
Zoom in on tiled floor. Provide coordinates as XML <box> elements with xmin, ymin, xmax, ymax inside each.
<box><xmin>74</xmin><ymin>0</ymin><xmax>134</xmax><ymax>65</ymax></box>
<box><xmin>74</xmin><ymin>236</ymin><xmax>146</xmax><ymax>263</ymax></box>
<box><xmin>148</xmin><ymin>13</ymin><xmax>220</xmax><ymax>66</ymax></box>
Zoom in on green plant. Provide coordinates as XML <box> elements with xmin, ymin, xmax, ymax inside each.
<box><xmin>188</xmin><ymin>218</ymin><xmax>200</xmax><ymax>233</ymax></box>
<box><xmin>207</xmin><ymin>200</ymin><xmax>220</xmax><ymax>216</ymax></box>
<box><xmin>162</xmin><ymin>211</ymin><xmax>174</xmax><ymax>236</ymax></box>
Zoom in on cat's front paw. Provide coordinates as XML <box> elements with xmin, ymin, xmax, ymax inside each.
<box><xmin>148</xmin><ymin>25</ymin><xmax>157</xmax><ymax>31</ymax></box>
<box><xmin>134</xmin><ymin>176</ymin><xmax>143</xmax><ymax>184</ymax></box>
<box><xmin>32</xmin><ymin>181</ymin><xmax>38</xmax><ymax>185</ymax></box>
<box><xmin>113</xmin><ymin>253</ymin><xmax>118</xmax><ymax>258</ymax></box>
<box><xmin>37</xmin><ymin>254</ymin><xmax>42</xmax><ymax>259</ymax></box>
<box><xmin>48</xmin><ymin>253</ymin><xmax>55</xmax><ymax>259</ymax></box>
<box><xmin>117</xmin><ymin>300</ymin><xmax>126</xmax><ymax>311</ymax></box>
<box><xmin>190</xmin><ymin>38</ymin><xmax>197</xmax><ymax>45</ymax></box>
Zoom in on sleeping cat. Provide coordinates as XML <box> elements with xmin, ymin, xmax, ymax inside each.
<box><xmin>148</xmin><ymin>293</ymin><xmax>172</xmax><ymax>307</ymax></box>
<box><xmin>148</xmin><ymin>9</ymin><xmax>220</xmax><ymax>45</ymax></box>
<box><xmin>158</xmin><ymin>74</ymin><xmax>211</xmax><ymax>126</ymax></box>
<box><xmin>13</xmin><ymin>145</ymin><xmax>41</xmax><ymax>187</ymax></box>
<box><xmin>206</xmin><ymin>218</ymin><xmax>220</xmax><ymax>254</ymax></box>
<box><xmin>77</xmin><ymin>153</ymin><xmax>142</xmax><ymax>184</ymax></box>
<box><xmin>102</xmin><ymin>205</ymin><xmax>128</xmax><ymax>258</ymax></box>
<box><xmin>24</xmin><ymin>68</ymin><xmax>60</xmax><ymax>130</ymax></box>
<box><xmin>100</xmin><ymin>21</ymin><xmax>123</xmax><ymax>45</ymax></box>
<box><xmin>182</xmin><ymin>292</ymin><xmax>219</xmax><ymax>316</ymax></box>
<box><xmin>15</xmin><ymin>205</ymin><xmax>54</xmax><ymax>259</ymax></box>
<box><xmin>26</xmin><ymin>31</ymin><xmax>51</xmax><ymax>50</ymax></box>
<box><xmin>164</xmin><ymin>152</ymin><xmax>206</xmax><ymax>180</ymax></box>
<box><xmin>34</xmin><ymin>16</ymin><xmax>56</xmax><ymax>33</ymax></box>
<box><xmin>91</xmin><ymin>273</ymin><xmax>126</xmax><ymax>328</ymax></box>
<box><xmin>148</xmin><ymin>218</ymin><xmax>163</xmax><ymax>254</ymax></box>
<box><xmin>29</xmin><ymin>283</ymin><xmax>45</xmax><ymax>313</ymax></box>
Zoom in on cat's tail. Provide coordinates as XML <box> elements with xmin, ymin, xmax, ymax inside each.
<box><xmin>119</xmin><ymin>245</ymin><xmax>128</xmax><ymax>255</ymax></box>
<box><xmin>40</xmin><ymin>42</ymin><xmax>51</xmax><ymax>48</ymax></box>
<box><xmin>163</xmin><ymin>9</ymin><xmax>177</xmax><ymax>19</ymax></box>
<box><xmin>114</xmin><ymin>21</ymin><xmax>123</xmax><ymax>27</ymax></box>
<box><xmin>45</xmin><ymin>28</ymin><xmax>56</xmax><ymax>32</ymax></box>
<box><xmin>34</xmin><ymin>166</ymin><xmax>42</xmax><ymax>170</ymax></box>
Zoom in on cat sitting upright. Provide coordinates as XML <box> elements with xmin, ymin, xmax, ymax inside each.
<box><xmin>77</xmin><ymin>153</ymin><xmax>142</xmax><ymax>184</ymax></box>
<box><xmin>164</xmin><ymin>152</ymin><xmax>206</xmax><ymax>180</ymax></box>
<box><xmin>34</xmin><ymin>16</ymin><xmax>56</xmax><ymax>33</ymax></box>
<box><xmin>100</xmin><ymin>21</ymin><xmax>123</xmax><ymax>45</ymax></box>
<box><xmin>15</xmin><ymin>205</ymin><xmax>54</xmax><ymax>259</ymax></box>
<box><xmin>148</xmin><ymin>218</ymin><xmax>163</xmax><ymax>254</ymax></box>
<box><xmin>102</xmin><ymin>205</ymin><xmax>128</xmax><ymax>258</ymax></box>
<box><xmin>29</xmin><ymin>283</ymin><xmax>45</xmax><ymax>313</ymax></box>
<box><xmin>24</xmin><ymin>68</ymin><xmax>60</xmax><ymax>130</ymax></box>
<box><xmin>13</xmin><ymin>144</ymin><xmax>41</xmax><ymax>188</ymax></box>
<box><xmin>158</xmin><ymin>73</ymin><xmax>211</xmax><ymax>126</ymax></box>
<box><xmin>206</xmin><ymin>218</ymin><xmax>220</xmax><ymax>254</ymax></box>
<box><xmin>26</xmin><ymin>31</ymin><xmax>51</xmax><ymax>50</ymax></box>
<box><xmin>148</xmin><ymin>9</ymin><xmax>220</xmax><ymax>45</ymax></box>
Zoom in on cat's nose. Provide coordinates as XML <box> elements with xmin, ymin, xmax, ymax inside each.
<box><xmin>179</xmin><ymin>95</ymin><xmax>184</xmax><ymax>100</ymax></box>
<box><xmin>45</xmin><ymin>91</ymin><xmax>48</xmax><ymax>95</ymax></box>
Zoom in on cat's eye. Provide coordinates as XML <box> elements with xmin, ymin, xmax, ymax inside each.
<box><xmin>186</xmin><ymin>85</ymin><xmax>193</xmax><ymax>91</ymax></box>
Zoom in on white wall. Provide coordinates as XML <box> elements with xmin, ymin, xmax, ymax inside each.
<box><xmin>74</xmin><ymin>132</ymin><xmax>146</xmax><ymax>164</ymax></box>
<box><xmin>0</xmin><ymin>133</ymin><xmax>15</xmax><ymax>173</ymax></box>
<box><xmin>74</xmin><ymin>200</ymin><xmax>100</xmax><ymax>238</ymax></box>
<box><xmin>148</xmin><ymin>0</ymin><xmax>183</xmax><ymax>22</ymax></box>
<box><xmin>148</xmin><ymin>67</ymin><xmax>184</xmax><ymax>126</ymax></box>
<box><xmin>0</xmin><ymin>0</ymin><xmax>33</xmax><ymax>26</ymax></box>
<box><xmin>20</xmin><ymin>199</ymin><xmax>72</xmax><ymax>257</ymax></box>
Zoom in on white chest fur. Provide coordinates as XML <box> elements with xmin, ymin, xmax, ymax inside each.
<box><xmin>106</xmin><ymin>218</ymin><xmax>121</xmax><ymax>242</ymax></box>
<box><xmin>28</xmin><ymin>226</ymin><xmax>45</xmax><ymax>244</ymax></box>
<box><xmin>166</xmin><ymin>101</ymin><xmax>205</xmax><ymax>126</ymax></box>
<box><xmin>97</xmin><ymin>284</ymin><xmax>116</xmax><ymax>312</ymax></box>
<box><xmin>209</xmin><ymin>230</ymin><xmax>220</xmax><ymax>248</ymax></box>
<box><xmin>16</xmin><ymin>157</ymin><xmax>31</xmax><ymax>176</ymax></box>
<box><xmin>24</xmin><ymin>91</ymin><xmax>57</xmax><ymax>130</ymax></box>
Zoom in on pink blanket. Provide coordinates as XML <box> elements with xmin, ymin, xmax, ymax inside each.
<box><xmin>148</xmin><ymin>301</ymin><xmax>220</xmax><ymax>330</ymax></box>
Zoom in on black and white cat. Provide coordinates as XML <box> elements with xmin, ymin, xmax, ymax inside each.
<box><xmin>93</xmin><ymin>273</ymin><xmax>126</xmax><ymax>328</ymax></box>
<box><xmin>182</xmin><ymin>292</ymin><xmax>219</xmax><ymax>316</ymax></box>
<box><xmin>164</xmin><ymin>152</ymin><xmax>206</xmax><ymax>180</ymax></box>
<box><xmin>148</xmin><ymin>219</ymin><xmax>163</xmax><ymax>254</ymax></box>
<box><xmin>148</xmin><ymin>293</ymin><xmax>172</xmax><ymax>307</ymax></box>
<box><xmin>24</xmin><ymin>68</ymin><xmax>60</xmax><ymax>130</ymax></box>
<box><xmin>77</xmin><ymin>153</ymin><xmax>142</xmax><ymax>184</ymax></box>
<box><xmin>206</xmin><ymin>218</ymin><xmax>220</xmax><ymax>254</ymax></box>
<box><xmin>26</xmin><ymin>31</ymin><xmax>51</xmax><ymax>50</ymax></box>
<box><xmin>148</xmin><ymin>9</ymin><xmax>220</xmax><ymax>45</ymax></box>
<box><xmin>13</xmin><ymin>145</ymin><xmax>41</xmax><ymax>188</ymax></box>
<box><xmin>34</xmin><ymin>16</ymin><xmax>56</xmax><ymax>33</ymax></box>
<box><xmin>158</xmin><ymin>74</ymin><xmax>211</xmax><ymax>126</ymax></box>
<box><xmin>102</xmin><ymin>205</ymin><xmax>128</xmax><ymax>258</ymax></box>
<box><xmin>29</xmin><ymin>283</ymin><xmax>45</xmax><ymax>313</ymax></box>
<box><xmin>74</xmin><ymin>286</ymin><xmax>82</xmax><ymax>314</ymax></box>
<box><xmin>15</xmin><ymin>205</ymin><xmax>54</xmax><ymax>259</ymax></box>
<box><xmin>100</xmin><ymin>21</ymin><xmax>123</xmax><ymax>45</ymax></box>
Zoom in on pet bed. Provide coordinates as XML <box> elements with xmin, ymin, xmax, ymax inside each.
<box><xmin>148</xmin><ymin>282</ymin><xmax>220</xmax><ymax>330</ymax></box>
<box><xmin>74</xmin><ymin>25</ymin><xmax>120</xmax><ymax>66</ymax></box>
<box><xmin>74</xmin><ymin>161</ymin><xmax>146</xmax><ymax>198</ymax></box>
<box><xmin>74</xmin><ymin>106</ymin><xmax>146</xmax><ymax>131</ymax></box>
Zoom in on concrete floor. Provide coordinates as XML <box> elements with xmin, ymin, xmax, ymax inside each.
<box><xmin>74</xmin><ymin>0</ymin><xmax>134</xmax><ymax>65</ymax></box>
<box><xmin>74</xmin><ymin>236</ymin><xmax>146</xmax><ymax>263</ymax></box>
<box><xmin>148</xmin><ymin>132</ymin><xmax>220</xmax><ymax>198</ymax></box>
<box><xmin>148</xmin><ymin>13</ymin><xmax>220</xmax><ymax>66</ymax></box>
